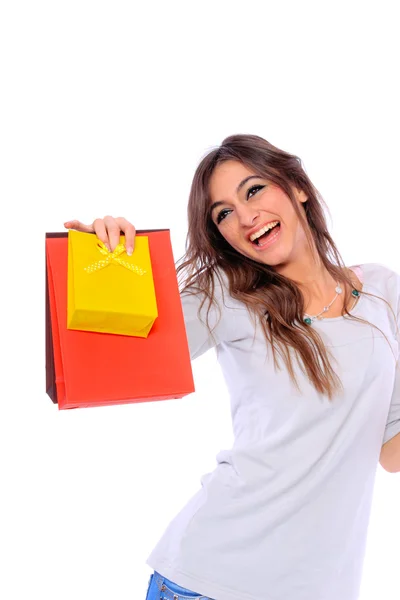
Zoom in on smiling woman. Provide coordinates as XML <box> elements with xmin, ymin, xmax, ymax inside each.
<box><xmin>208</xmin><ymin>162</ymin><xmax>308</xmax><ymax>263</ymax></box>
<box><xmin>66</xmin><ymin>134</ymin><xmax>400</xmax><ymax>600</ymax></box>
<box><xmin>178</xmin><ymin>136</ymin><xmax>398</xmax><ymax>399</ymax></box>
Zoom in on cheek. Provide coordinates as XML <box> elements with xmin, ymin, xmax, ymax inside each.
<box><xmin>214</xmin><ymin>223</ymin><xmax>234</xmax><ymax>246</ymax></box>
<box><xmin>219</xmin><ymin>223</ymin><xmax>241</xmax><ymax>247</ymax></box>
<box><xmin>220</xmin><ymin>232</ymin><xmax>235</xmax><ymax>250</ymax></box>
<box><xmin>283</xmin><ymin>207</ymin><xmax>301</xmax><ymax>231</ymax></box>
<box><xmin>219</xmin><ymin>228</ymin><xmax>252</xmax><ymax>257</ymax></box>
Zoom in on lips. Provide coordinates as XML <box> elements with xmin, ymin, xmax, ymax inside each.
<box><xmin>246</xmin><ymin>219</ymin><xmax>280</xmax><ymax>244</ymax></box>
<box><xmin>250</xmin><ymin>222</ymin><xmax>282</xmax><ymax>250</ymax></box>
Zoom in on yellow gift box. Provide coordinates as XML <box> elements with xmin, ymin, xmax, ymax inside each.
<box><xmin>67</xmin><ymin>230</ymin><xmax>158</xmax><ymax>337</ymax></box>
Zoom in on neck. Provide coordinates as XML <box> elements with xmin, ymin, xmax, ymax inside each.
<box><xmin>275</xmin><ymin>253</ymin><xmax>338</xmax><ymax>306</ymax></box>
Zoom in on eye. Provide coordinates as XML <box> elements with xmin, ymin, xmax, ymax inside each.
<box><xmin>214</xmin><ymin>184</ymin><xmax>265</xmax><ymax>225</ymax></box>
<box><xmin>247</xmin><ymin>184</ymin><xmax>264</xmax><ymax>199</ymax></box>
<box><xmin>216</xmin><ymin>208</ymin><xmax>232</xmax><ymax>224</ymax></box>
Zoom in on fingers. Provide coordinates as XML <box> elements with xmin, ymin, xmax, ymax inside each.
<box><xmin>102</xmin><ymin>216</ymin><xmax>136</xmax><ymax>254</ymax></box>
<box><xmin>93</xmin><ymin>218</ymin><xmax>111</xmax><ymax>251</ymax></box>
<box><xmin>64</xmin><ymin>220</ymin><xmax>95</xmax><ymax>233</ymax></box>
<box><xmin>115</xmin><ymin>217</ymin><xmax>136</xmax><ymax>255</ymax></box>
<box><xmin>103</xmin><ymin>215</ymin><xmax>123</xmax><ymax>253</ymax></box>
<box><xmin>65</xmin><ymin>216</ymin><xmax>136</xmax><ymax>255</ymax></box>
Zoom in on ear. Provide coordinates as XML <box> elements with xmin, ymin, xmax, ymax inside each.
<box><xmin>294</xmin><ymin>187</ymin><xmax>308</xmax><ymax>203</ymax></box>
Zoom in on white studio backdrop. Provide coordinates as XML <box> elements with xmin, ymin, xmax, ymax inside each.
<box><xmin>0</xmin><ymin>1</ymin><xmax>399</xmax><ymax>599</ymax></box>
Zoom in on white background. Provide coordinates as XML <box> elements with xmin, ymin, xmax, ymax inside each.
<box><xmin>1</xmin><ymin>1</ymin><xmax>399</xmax><ymax>599</ymax></box>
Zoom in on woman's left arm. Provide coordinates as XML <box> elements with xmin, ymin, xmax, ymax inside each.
<box><xmin>380</xmin><ymin>271</ymin><xmax>400</xmax><ymax>473</ymax></box>
<box><xmin>380</xmin><ymin>401</ymin><xmax>400</xmax><ymax>473</ymax></box>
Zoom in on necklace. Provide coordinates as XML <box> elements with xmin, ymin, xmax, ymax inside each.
<box><xmin>303</xmin><ymin>283</ymin><xmax>360</xmax><ymax>325</ymax></box>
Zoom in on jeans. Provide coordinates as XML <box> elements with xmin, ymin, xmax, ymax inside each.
<box><xmin>145</xmin><ymin>570</ymin><xmax>214</xmax><ymax>600</ymax></box>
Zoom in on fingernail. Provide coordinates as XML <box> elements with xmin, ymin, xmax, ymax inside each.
<box><xmin>105</xmin><ymin>243</ymin><xmax>111</xmax><ymax>252</ymax></box>
<box><xmin>126</xmin><ymin>246</ymin><xmax>133</xmax><ymax>256</ymax></box>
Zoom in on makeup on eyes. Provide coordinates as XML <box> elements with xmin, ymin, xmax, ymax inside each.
<box><xmin>215</xmin><ymin>184</ymin><xmax>265</xmax><ymax>224</ymax></box>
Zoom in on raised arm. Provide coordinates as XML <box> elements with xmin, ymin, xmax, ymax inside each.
<box><xmin>64</xmin><ymin>216</ymin><xmax>222</xmax><ymax>361</ymax></box>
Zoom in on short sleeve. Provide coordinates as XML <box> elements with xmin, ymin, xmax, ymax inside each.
<box><xmin>382</xmin><ymin>269</ymin><xmax>400</xmax><ymax>445</ymax></box>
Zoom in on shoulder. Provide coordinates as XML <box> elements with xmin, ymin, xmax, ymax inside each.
<box><xmin>357</xmin><ymin>262</ymin><xmax>400</xmax><ymax>306</ymax></box>
<box><xmin>179</xmin><ymin>271</ymin><xmax>247</xmax><ymax>343</ymax></box>
<box><xmin>180</xmin><ymin>268</ymin><xmax>243</xmax><ymax>312</ymax></box>
<box><xmin>358</xmin><ymin>262</ymin><xmax>399</xmax><ymax>286</ymax></box>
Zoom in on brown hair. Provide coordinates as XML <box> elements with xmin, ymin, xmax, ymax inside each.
<box><xmin>177</xmin><ymin>134</ymin><xmax>397</xmax><ymax>400</ymax></box>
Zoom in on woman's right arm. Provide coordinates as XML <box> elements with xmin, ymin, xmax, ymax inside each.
<box><xmin>180</xmin><ymin>289</ymin><xmax>221</xmax><ymax>360</ymax></box>
<box><xmin>64</xmin><ymin>216</ymin><xmax>221</xmax><ymax>360</ymax></box>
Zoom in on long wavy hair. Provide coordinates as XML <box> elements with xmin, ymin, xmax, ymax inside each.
<box><xmin>177</xmin><ymin>134</ymin><xmax>396</xmax><ymax>400</ymax></box>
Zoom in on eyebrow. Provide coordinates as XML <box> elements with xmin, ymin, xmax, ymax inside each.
<box><xmin>209</xmin><ymin>175</ymin><xmax>262</xmax><ymax>217</ymax></box>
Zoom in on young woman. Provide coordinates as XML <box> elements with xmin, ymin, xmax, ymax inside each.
<box><xmin>65</xmin><ymin>134</ymin><xmax>400</xmax><ymax>600</ymax></box>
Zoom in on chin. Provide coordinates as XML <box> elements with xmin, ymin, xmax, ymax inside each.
<box><xmin>234</xmin><ymin>250</ymin><xmax>283</xmax><ymax>269</ymax></box>
<box><xmin>257</xmin><ymin>259</ymin><xmax>286</xmax><ymax>271</ymax></box>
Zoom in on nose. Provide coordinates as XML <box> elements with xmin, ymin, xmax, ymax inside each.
<box><xmin>236</xmin><ymin>203</ymin><xmax>260</xmax><ymax>228</ymax></box>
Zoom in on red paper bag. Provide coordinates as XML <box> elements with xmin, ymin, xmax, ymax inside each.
<box><xmin>45</xmin><ymin>230</ymin><xmax>195</xmax><ymax>409</ymax></box>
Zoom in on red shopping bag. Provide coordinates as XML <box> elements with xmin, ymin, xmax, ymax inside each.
<box><xmin>45</xmin><ymin>230</ymin><xmax>195</xmax><ymax>409</ymax></box>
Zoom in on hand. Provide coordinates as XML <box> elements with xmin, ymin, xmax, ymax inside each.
<box><xmin>64</xmin><ymin>216</ymin><xmax>136</xmax><ymax>255</ymax></box>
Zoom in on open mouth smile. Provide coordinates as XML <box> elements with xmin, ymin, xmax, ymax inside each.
<box><xmin>248</xmin><ymin>221</ymin><xmax>281</xmax><ymax>248</ymax></box>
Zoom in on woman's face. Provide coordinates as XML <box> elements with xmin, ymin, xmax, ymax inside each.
<box><xmin>208</xmin><ymin>160</ymin><xmax>310</xmax><ymax>269</ymax></box>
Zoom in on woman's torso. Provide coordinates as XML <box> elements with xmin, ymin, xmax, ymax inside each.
<box><xmin>146</xmin><ymin>262</ymin><xmax>400</xmax><ymax>600</ymax></box>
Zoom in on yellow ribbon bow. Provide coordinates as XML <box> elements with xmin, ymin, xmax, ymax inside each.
<box><xmin>84</xmin><ymin>242</ymin><xmax>147</xmax><ymax>275</ymax></box>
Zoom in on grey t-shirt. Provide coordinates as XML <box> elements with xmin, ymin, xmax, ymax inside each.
<box><xmin>146</xmin><ymin>263</ymin><xmax>400</xmax><ymax>600</ymax></box>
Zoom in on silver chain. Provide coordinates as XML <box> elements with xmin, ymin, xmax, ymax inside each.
<box><xmin>304</xmin><ymin>283</ymin><xmax>343</xmax><ymax>323</ymax></box>
<box><xmin>304</xmin><ymin>284</ymin><xmax>360</xmax><ymax>323</ymax></box>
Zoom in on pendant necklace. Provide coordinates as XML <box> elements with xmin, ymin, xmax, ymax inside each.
<box><xmin>303</xmin><ymin>283</ymin><xmax>360</xmax><ymax>325</ymax></box>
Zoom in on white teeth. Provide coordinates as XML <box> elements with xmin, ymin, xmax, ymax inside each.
<box><xmin>249</xmin><ymin>221</ymin><xmax>279</xmax><ymax>242</ymax></box>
